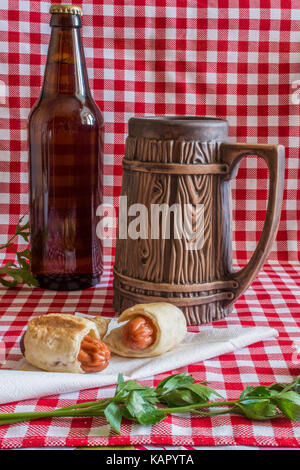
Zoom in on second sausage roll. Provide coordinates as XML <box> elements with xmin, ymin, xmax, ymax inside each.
<box><xmin>104</xmin><ymin>302</ymin><xmax>187</xmax><ymax>357</ymax></box>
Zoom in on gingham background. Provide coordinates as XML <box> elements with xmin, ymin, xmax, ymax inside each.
<box><xmin>0</xmin><ymin>0</ymin><xmax>300</xmax><ymax>449</ymax></box>
<box><xmin>0</xmin><ymin>264</ymin><xmax>300</xmax><ymax>449</ymax></box>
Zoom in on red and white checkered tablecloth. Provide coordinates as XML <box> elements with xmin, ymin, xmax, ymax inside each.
<box><xmin>0</xmin><ymin>0</ymin><xmax>299</xmax><ymax>263</ymax></box>
<box><xmin>0</xmin><ymin>261</ymin><xmax>300</xmax><ymax>449</ymax></box>
<box><xmin>0</xmin><ymin>0</ymin><xmax>300</xmax><ymax>449</ymax></box>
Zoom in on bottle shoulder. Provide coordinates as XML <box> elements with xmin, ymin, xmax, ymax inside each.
<box><xmin>28</xmin><ymin>95</ymin><xmax>104</xmax><ymax>128</ymax></box>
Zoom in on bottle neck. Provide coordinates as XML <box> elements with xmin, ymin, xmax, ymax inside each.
<box><xmin>41</xmin><ymin>14</ymin><xmax>90</xmax><ymax>99</ymax></box>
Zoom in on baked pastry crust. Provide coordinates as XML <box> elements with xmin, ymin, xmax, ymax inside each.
<box><xmin>24</xmin><ymin>314</ymin><xmax>101</xmax><ymax>373</ymax></box>
<box><xmin>104</xmin><ymin>302</ymin><xmax>187</xmax><ymax>357</ymax></box>
<box><xmin>87</xmin><ymin>316</ymin><xmax>110</xmax><ymax>339</ymax></box>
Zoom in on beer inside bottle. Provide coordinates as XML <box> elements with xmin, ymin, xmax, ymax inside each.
<box><xmin>28</xmin><ymin>5</ymin><xmax>103</xmax><ymax>290</ymax></box>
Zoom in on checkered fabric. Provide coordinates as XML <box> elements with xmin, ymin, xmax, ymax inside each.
<box><xmin>0</xmin><ymin>262</ymin><xmax>300</xmax><ymax>449</ymax></box>
<box><xmin>0</xmin><ymin>0</ymin><xmax>299</xmax><ymax>262</ymax></box>
<box><xmin>0</xmin><ymin>0</ymin><xmax>300</xmax><ymax>449</ymax></box>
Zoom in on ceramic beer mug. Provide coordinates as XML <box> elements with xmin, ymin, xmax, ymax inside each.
<box><xmin>113</xmin><ymin>117</ymin><xmax>284</xmax><ymax>325</ymax></box>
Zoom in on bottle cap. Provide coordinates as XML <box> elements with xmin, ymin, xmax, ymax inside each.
<box><xmin>49</xmin><ymin>4</ymin><xmax>82</xmax><ymax>16</ymax></box>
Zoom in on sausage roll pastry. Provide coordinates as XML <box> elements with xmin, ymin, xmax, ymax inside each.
<box><xmin>105</xmin><ymin>303</ymin><xmax>187</xmax><ymax>358</ymax></box>
<box><xmin>85</xmin><ymin>315</ymin><xmax>110</xmax><ymax>339</ymax></box>
<box><xmin>22</xmin><ymin>314</ymin><xmax>110</xmax><ymax>373</ymax></box>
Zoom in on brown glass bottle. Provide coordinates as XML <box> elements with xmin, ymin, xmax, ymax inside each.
<box><xmin>28</xmin><ymin>5</ymin><xmax>103</xmax><ymax>290</ymax></box>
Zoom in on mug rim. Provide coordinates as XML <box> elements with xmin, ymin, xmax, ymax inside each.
<box><xmin>129</xmin><ymin>115</ymin><xmax>227</xmax><ymax>126</ymax></box>
<box><xmin>128</xmin><ymin>115</ymin><xmax>228</xmax><ymax>141</ymax></box>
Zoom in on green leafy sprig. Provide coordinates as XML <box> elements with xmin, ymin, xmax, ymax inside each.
<box><xmin>1</xmin><ymin>374</ymin><xmax>300</xmax><ymax>432</ymax></box>
<box><xmin>0</xmin><ymin>216</ymin><xmax>38</xmax><ymax>287</ymax></box>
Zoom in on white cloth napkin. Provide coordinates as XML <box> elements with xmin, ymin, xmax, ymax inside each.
<box><xmin>0</xmin><ymin>323</ymin><xmax>278</xmax><ymax>404</ymax></box>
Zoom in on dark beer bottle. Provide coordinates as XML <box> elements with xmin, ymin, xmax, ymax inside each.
<box><xmin>28</xmin><ymin>4</ymin><xmax>103</xmax><ymax>290</ymax></box>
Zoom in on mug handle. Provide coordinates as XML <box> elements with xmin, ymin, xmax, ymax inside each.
<box><xmin>220</xmin><ymin>142</ymin><xmax>285</xmax><ymax>306</ymax></box>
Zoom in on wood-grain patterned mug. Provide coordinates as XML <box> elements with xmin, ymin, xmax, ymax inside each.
<box><xmin>113</xmin><ymin>116</ymin><xmax>285</xmax><ymax>325</ymax></box>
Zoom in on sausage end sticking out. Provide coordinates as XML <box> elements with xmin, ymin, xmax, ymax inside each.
<box><xmin>78</xmin><ymin>335</ymin><xmax>110</xmax><ymax>373</ymax></box>
<box><xmin>122</xmin><ymin>315</ymin><xmax>156</xmax><ymax>351</ymax></box>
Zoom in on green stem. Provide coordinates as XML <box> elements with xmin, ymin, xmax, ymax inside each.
<box><xmin>57</xmin><ymin>398</ymin><xmax>112</xmax><ymax>412</ymax></box>
<box><xmin>0</xmin><ymin>409</ymin><xmax>81</xmax><ymax>422</ymax></box>
<box><xmin>160</xmin><ymin>400</ymin><xmax>238</xmax><ymax>414</ymax></box>
<box><xmin>190</xmin><ymin>408</ymin><xmax>231</xmax><ymax>417</ymax></box>
<box><xmin>0</xmin><ymin>402</ymin><xmax>110</xmax><ymax>425</ymax></box>
<box><xmin>0</xmin><ymin>398</ymin><xmax>243</xmax><ymax>426</ymax></box>
<box><xmin>0</xmin><ymin>238</ymin><xmax>16</xmax><ymax>251</ymax></box>
<box><xmin>279</xmin><ymin>379</ymin><xmax>298</xmax><ymax>394</ymax></box>
<box><xmin>0</xmin><ymin>408</ymin><xmax>106</xmax><ymax>426</ymax></box>
<box><xmin>0</xmin><ymin>417</ymin><xmax>47</xmax><ymax>426</ymax></box>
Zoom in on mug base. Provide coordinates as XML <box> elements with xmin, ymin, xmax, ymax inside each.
<box><xmin>113</xmin><ymin>292</ymin><xmax>233</xmax><ymax>326</ymax></box>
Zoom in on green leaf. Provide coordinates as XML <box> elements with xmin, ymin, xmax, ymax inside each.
<box><xmin>115</xmin><ymin>379</ymin><xmax>155</xmax><ymax>402</ymax></box>
<box><xmin>239</xmin><ymin>385</ymin><xmax>255</xmax><ymax>399</ymax></box>
<box><xmin>136</xmin><ymin>389</ymin><xmax>157</xmax><ymax>404</ymax></box>
<box><xmin>278</xmin><ymin>391</ymin><xmax>300</xmax><ymax>405</ymax></box>
<box><xmin>240</xmin><ymin>385</ymin><xmax>271</xmax><ymax>400</ymax></box>
<box><xmin>117</xmin><ymin>384</ymin><xmax>157</xmax><ymax>404</ymax></box>
<box><xmin>183</xmin><ymin>382</ymin><xmax>222</xmax><ymax>400</ymax></box>
<box><xmin>0</xmin><ymin>261</ymin><xmax>16</xmax><ymax>273</ymax></box>
<box><xmin>18</xmin><ymin>267</ymin><xmax>38</xmax><ymax>287</ymax></box>
<box><xmin>274</xmin><ymin>391</ymin><xmax>300</xmax><ymax>421</ymax></box>
<box><xmin>126</xmin><ymin>391</ymin><xmax>165</xmax><ymax>425</ymax></box>
<box><xmin>156</xmin><ymin>373</ymin><xmax>195</xmax><ymax>396</ymax></box>
<box><xmin>17</xmin><ymin>232</ymin><xmax>30</xmax><ymax>243</ymax></box>
<box><xmin>268</xmin><ymin>383</ymin><xmax>285</xmax><ymax>390</ymax></box>
<box><xmin>267</xmin><ymin>383</ymin><xmax>286</xmax><ymax>392</ymax></box>
<box><xmin>0</xmin><ymin>276</ymin><xmax>18</xmax><ymax>287</ymax></box>
<box><xmin>104</xmin><ymin>402</ymin><xmax>122</xmax><ymax>434</ymax></box>
<box><xmin>162</xmin><ymin>382</ymin><xmax>221</xmax><ymax>406</ymax></box>
<box><xmin>20</xmin><ymin>249</ymin><xmax>31</xmax><ymax>260</ymax></box>
<box><xmin>2</xmin><ymin>266</ymin><xmax>37</xmax><ymax>287</ymax></box>
<box><xmin>5</xmin><ymin>269</ymin><xmax>23</xmax><ymax>283</ymax></box>
<box><xmin>17</xmin><ymin>255</ymin><xmax>30</xmax><ymax>268</ymax></box>
<box><xmin>160</xmin><ymin>389</ymin><xmax>196</xmax><ymax>406</ymax></box>
<box><xmin>16</xmin><ymin>217</ymin><xmax>29</xmax><ymax>232</ymax></box>
<box><xmin>236</xmin><ymin>399</ymin><xmax>279</xmax><ymax>420</ymax></box>
<box><xmin>117</xmin><ymin>374</ymin><xmax>124</xmax><ymax>385</ymax></box>
<box><xmin>0</xmin><ymin>216</ymin><xmax>37</xmax><ymax>288</ymax></box>
<box><xmin>280</xmin><ymin>376</ymin><xmax>300</xmax><ymax>394</ymax></box>
<box><xmin>14</xmin><ymin>218</ymin><xmax>30</xmax><ymax>243</ymax></box>
<box><xmin>119</xmin><ymin>406</ymin><xmax>135</xmax><ymax>421</ymax></box>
